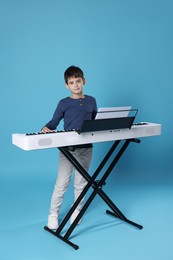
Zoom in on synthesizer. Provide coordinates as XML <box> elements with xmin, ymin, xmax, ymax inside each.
<box><xmin>12</xmin><ymin>122</ymin><xmax>161</xmax><ymax>151</ymax></box>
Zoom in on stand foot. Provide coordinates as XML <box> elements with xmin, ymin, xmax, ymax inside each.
<box><xmin>106</xmin><ymin>210</ymin><xmax>143</xmax><ymax>230</ymax></box>
<box><xmin>44</xmin><ymin>226</ymin><xmax>79</xmax><ymax>250</ymax></box>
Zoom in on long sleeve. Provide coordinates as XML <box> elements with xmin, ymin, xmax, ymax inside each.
<box><xmin>44</xmin><ymin>101</ymin><xmax>64</xmax><ymax>130</ymax></box>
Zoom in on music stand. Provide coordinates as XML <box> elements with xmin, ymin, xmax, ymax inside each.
<box><xmin>79</xmin><ymin>109</ymin><xmax>137</xmax><ymax>133</ymax></box>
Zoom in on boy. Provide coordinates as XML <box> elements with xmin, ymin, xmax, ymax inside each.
<box><xmin>42</xmin><ymin>66</ymin><xmax>97</xmax><ymax>229</ymax></box>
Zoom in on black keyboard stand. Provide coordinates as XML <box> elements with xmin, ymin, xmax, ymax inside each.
<box><xmin>44</xmin><ymin>137</ymin><xmax>143</xmax><ymax>250</ymax></box>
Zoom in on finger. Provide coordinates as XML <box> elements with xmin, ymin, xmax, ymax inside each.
<box><xmin>41</xmin><ymin>127</ymin><xmax>50</xmax><ymax>133</ymax></box>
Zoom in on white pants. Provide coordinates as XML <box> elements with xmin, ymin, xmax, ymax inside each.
<box><xmin>49</xmin><ymin>148</ymin><xmax>92</xmax><ymax>216</ymax></box>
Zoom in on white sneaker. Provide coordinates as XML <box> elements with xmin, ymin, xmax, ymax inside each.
<box><xmin>70</xmin><ymin>210</ymin><xmax>81</xmax><ymax>225</ymax></box>
<box><xmin>47</xmin><ymin>214</ymin><xmax>59</xmax><ymax>230</ymax></box>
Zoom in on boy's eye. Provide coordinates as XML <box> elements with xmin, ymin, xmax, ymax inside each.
<box><xmin>68</xmin><ymin>81</ymin><xmax>74</xmax><ymax>85</ymax></box>
<box><xmin>67</xmin><ymin>78</ymin><xmax>82</xmax><ymax>85</ymax></box>
<box><xmin>77</xmin><ymin>79</ymin><xmax>81</xmax><ymax>83</ymax></box>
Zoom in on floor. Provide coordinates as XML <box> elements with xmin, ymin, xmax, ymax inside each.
<box><xmin>1</xmin><ymin>161</ymin><xmax>172</xmax><ymax>260</ymax></box>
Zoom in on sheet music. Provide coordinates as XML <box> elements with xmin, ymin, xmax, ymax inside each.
<box><xmin>95</xmin><ymin>106</ymin><xmax>132</xmax><ymax>119</ymax></box>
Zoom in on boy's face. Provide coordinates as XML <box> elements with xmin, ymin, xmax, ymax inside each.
<box><xmin>65</xmin><ymin>76</ymin><xmax>85</xmax><ymax>97</ymax></box>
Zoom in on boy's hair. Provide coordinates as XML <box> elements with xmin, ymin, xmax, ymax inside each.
<box><xmin>64</xmin><ymin>66</ymin><xmax>84</xmax><ymax>84</ymax></box>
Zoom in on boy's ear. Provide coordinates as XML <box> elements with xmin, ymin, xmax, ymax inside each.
<box><xmin>65</xmin><ymin>83</ymin><xmax>69</xmax><ymax>89</ymax></box>
<box><xmin>83</xmin><ymin>77</ymin><xmax>86</xmax><ymax>85</ymax></box>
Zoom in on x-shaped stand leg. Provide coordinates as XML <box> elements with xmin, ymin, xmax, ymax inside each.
<box><xmin>44</xmin><ymin>138</ymin><xmax>143</xmax><ymax>249</ymax></box>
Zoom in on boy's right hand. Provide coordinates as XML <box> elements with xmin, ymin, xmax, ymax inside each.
<box><xmin>41</xmin><ymin>127</ymin><xmax>54</xmax><ymax>133</ymax></box>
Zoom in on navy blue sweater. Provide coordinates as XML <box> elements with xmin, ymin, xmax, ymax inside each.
<box><xmin>45</xmin><ymin>95</ymin><xmax>97</xmax><ymax>131</ymax></box>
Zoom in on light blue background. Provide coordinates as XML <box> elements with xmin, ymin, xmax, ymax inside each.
<box><xmin>0</xmin><ymin>0</ymin><xmax>173</xmax><ymax>259</ymax></box>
